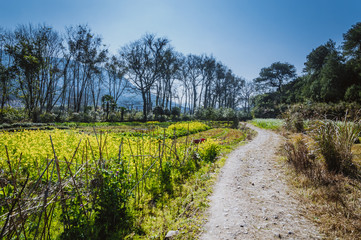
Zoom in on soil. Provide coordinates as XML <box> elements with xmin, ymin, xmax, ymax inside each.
<box><xmin>199</xmin><ymin>124</ymin><xmax>322</xmax><ymax>240</ymax></box>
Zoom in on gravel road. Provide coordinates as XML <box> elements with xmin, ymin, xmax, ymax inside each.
<box><xmin>199</xmin><ymin>124</ymin><xmax>322</xmax><ymax>240</ymax></box>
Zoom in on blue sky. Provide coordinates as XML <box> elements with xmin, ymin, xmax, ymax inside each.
<box><xmin>1</xmin><ymin>0</ymin><xmax>361</xmax><ymax>80</ymax></box>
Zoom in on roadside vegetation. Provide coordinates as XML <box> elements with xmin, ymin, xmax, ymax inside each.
<box><xmin>275</xmin><ymin>112</ymin><xmax>361</xmax><ymax>239</ymax></box>
<box><xmin>249</xmin><ymin>118</ymin><xmax>284</xmax><ymax>131</ymax></box>
<box><xmin>250</xmin><ymin>112</ymin><xmax>361</xmax><ymax>239</ymax></box>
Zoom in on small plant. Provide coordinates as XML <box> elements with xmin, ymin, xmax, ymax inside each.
<box><xmin>198</xmin><ymin>140</ymin><xmax>220</xmax><ymax>163</ymax></box>
<box><xmin>231</xmin><ymin>117</ymin><xmax>239</xmax><ymax>129</ymax></box>
<box><xmin>60</xmin><ymin>162</ymin><xmax>133</xmax><ymax>240</ymax></box>
<box><xmin>39</xmin><ymin>112</ymin><xmax>57</xmax><ymax>123</ymax></box>
<box><xmin>285</xmin><ymin>137</ymin><xmax>310</xmax><ymax>171</ymax></box>
<box><xmin>0</xmin><ymin>107</ymin><xmax>28</xmax><ymax>123</ymax></box>
<box><xmin>311</xmin><ymin>119</ymin><xmax>361</xmax><ymax>174</ymax></box>
<box><xmin>283</xmin><ymin>109</ymin><xmax>304</xmax><ymax>132</ymax></box>
<box><xmin>93</xmin><ymin>167</ymin><xmax>133</xmax><ymax>238</ymax></box>
<box><xmin>160</xmin><ymin>161</ymin><xmax>173</xmax><ymax>195</ymax></box>
<box><xmin>284</xmin><ymin>135</ymin><xmax>321</xmax><ymax>181</ymax></box>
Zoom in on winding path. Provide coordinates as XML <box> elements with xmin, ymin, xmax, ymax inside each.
<box><xmin>200</xmin><ymin>124</ymin><xmax>322</xmax><ymax>239</ymax></box>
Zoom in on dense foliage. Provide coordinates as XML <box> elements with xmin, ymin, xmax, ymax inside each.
<box><xmin>253</xmin><ymin>22</ymin><xmax>361</xmax><ymax>119</ymax></box>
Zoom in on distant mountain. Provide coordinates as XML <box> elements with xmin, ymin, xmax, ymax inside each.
<box><xmin>101</xmin><ymin>79</ymin><xmax>145</xmax><ymax>110</ymax></box>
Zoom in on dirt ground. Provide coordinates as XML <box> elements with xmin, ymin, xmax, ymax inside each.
<box><xmin>199</xmin><ymin>124</ymin><xmax>322</xmax><ymax>240</ymax></box>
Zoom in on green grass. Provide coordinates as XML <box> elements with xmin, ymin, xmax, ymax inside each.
<box><xmin>250</xmin><ymin>118</ymin><xmax>284</xmax><ymax>130</ymax></box>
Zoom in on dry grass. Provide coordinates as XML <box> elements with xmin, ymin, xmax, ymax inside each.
<box><xmin>284</xmin><ymin>132</ymin><xmax>361</xmax><ymax>239</ymax></box>
<box><xmin>352</xmin><ymin>143</ymin><xmax>361</xmax><ymax>165</ymax></box>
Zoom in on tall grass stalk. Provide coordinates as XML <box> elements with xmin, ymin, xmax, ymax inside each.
<box><xmin>311</xmin><ymin>119</ymin><xmax>361</xmax><ymax>174</ymax></box>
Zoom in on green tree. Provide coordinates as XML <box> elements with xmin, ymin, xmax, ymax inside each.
<box><xmin>171</xmin><ymin>106</ymin><xmax>181</xmax><ymax>119</ymax></box>
<box><xmin>343</xmin><ymin>22</ymin><xmax>361</xmax><ymax>61</ymax></box>
<box><xmin>153</xmin><ymin>106</ymin><xmax>164</xmax><ymax>120</ymax></box>
<box><xmin>318</xmin><ymin>52</ymin><xmax>347</xmax><ymax>102</ymax></box>
<box><xmin>0</xmin><ymin>27</ymin><xmax>14</xmax><ymax>115</ymax></box>
<box><xmin>343</xmin><ymin>22</ymin><xmax>361</xmax><ymax>90</ymax></box>
<box><xmin>251</xmin><ymin>92</ymin><xmax>281</xmax><ymax>118</ymax></box>
<box><xmin>104</xmin><ymin>55</ymin><xmax>127</xmax><ymax>103</ymax></box>
<box><xmin>345</xmin><ymin>84</ymin><xmax>361</xmax><ymax>102</ymax></box>
<box><xmin>119</xmin><ymin>107</ymin><xmax>127</xmax><ymax>122</ymax></box>
<box><xmin>302</xmin><ymin>40</ymin><xmax>339</xmax><ymax>102</ymax></box>
<box><xmin>6</xmin><ymin>25</ymin><xmax>42</xmax><ymax>121</ymax></box>
<box><xmin>302</xmin><ymin>40</ymin><xmax>349</xmax><ymax>103</ymax></box>
<box><xmin>304</xmin><ymin>39</ymin><xmax>337</xmax><ymax>75</ymax></box>
<box><xmin>101</xmin><ymin>95</ymin><xmax>116</xmax><ymax>121</ymax></box>
<box><xmin>254</xmin><ymin>62</ymin><xmax>296</xmax><ymax>95</ymax></box>
<box><xmin>6</xmin><ymin>24</ymin><xmax>65</xmax><ymax>121</ymax></box>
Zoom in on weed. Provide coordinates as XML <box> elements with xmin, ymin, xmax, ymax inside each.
<box><xmin>283</xmin><ymin>119</ymin><xmax>361</xmax><ymax>239</ymax></box>
<box><xmin>283</xmin><ymin>110</ymin><xmax>304</xmax><ymax>133</ymax></box>
<box><xmin>198</xmin><ymin>140</ymin><xmax>220</xmax><ymax>163</ymax></box>
<box><xmin>311</xmin><ymin>119</ymin><xmax>361</xmax><ymax>175</ymax></box>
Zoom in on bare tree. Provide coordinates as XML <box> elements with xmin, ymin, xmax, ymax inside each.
<box><xmin>65</xmin><ymin>24</ymin><xmax>107</xmax><ymax>112</ymax></box>
<box><xmin>240</xmin><ymin>81</ymin><xmax>256</xmax><ymax>112</ymax></box>
<box><xmin>199</xmin><ymin>55</ymin><xmax>216</xmax><ymax>108</ymax></box>
<box><xmin>120</xmin><ymin>33</ymin><xmax>170</xmax><ymax>121</ymax></box>
<box><xmin>104</xmin><ymin>55</ymin><xmax>127</xmax><ymax>104</ymax></box>
<box><xmin>155</xmin><ymin>49</ymin><xmax>181</xmax><ymax>110</ymax></box>
<box><xmin>185</xmin><ymin>54</ymin><xmax>202</xmax><ymax>114</ymax></box>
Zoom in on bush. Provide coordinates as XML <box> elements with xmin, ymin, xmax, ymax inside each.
<box><xmin>284</xmin><ymin>135</ymin><xmax>318</xmax><ymax>178</ymax></box>
<box><xmin>40</xmin><ymin>112</ymin><xmax>57</xmax><ymax>123</ymax></box>
<box><xmin>238</xmin><ymin>111</ymin><xmax>253</xmax><ymax>121</ymax></box>
<box><xmin>345</xmin><ymin>84</ymin><xmax>361</xmax><ymax>103</ymax></box>
<box><xmin>222</xmin><ymin>108</ymin><xmax>236</xmax><ymax>120</ymax></box>
<box><xmin>181</xmin><ymin>114</ymin><xmax>193</xmax><ymax>121</ymax></box>
<box><xmin>285</xmin><ymin>102</ymin><xmax>361</xmax><ymax>120</ymax></box>
<box><xmin>171</xmin><ymin>107</ymin><xmax>181</xmax><ymax>120</ymax></box>
<box><xmin>231</xmin><ymin>117</ymin><xmax>239</xmax><ymax>129</ymax></box>
<box><xmin>283</xmin><ymin>108</ymin><xmax>304</xmax><ymax>132</ymax></box>
<box><xmin>107</xmin><ymin>112</ymin><xmax>122</xmax><ymax>122</ymax></box>
<box><xmin>55</xmin><ymin>113</ymin><xmax>68</xmax><ymax>123</ymax></box>
<box><xmin>68</xmin><ymin>112</ymin><xmax>93</xmax><ymax>122</ymax></box>
<box><xmin>0</xmin><ymin>107</ymin><xmax>27</xmax><ymax>123</ymax></box>
<box><xmin>134</xmin><ymin>112</ymin><xmax>144</xmax><ymax>121</ymax></box>
<box><xmin>311</xmin><ymin>119</ymin><xmax>361</xmax><ymax>174</ymax></box>
<box><xmin>198</xmin><ymin>140</ymin><xmax>220</xmax><ymax>163</ymax></box>
<box><xmin>61</xmin><ymin>163</ymin><xmax>133</xmax><ymax>239</ymax></box>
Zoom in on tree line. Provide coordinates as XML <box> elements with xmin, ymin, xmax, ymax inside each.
<box><xmin>0</xmin><ymin>23</ymin><xmax>249</xmax><ymax>122</ymax></box>
<box><xmin>253</xmin><ymin>22</ymin><xmax>361</xmax><ymax>118</ymax></box>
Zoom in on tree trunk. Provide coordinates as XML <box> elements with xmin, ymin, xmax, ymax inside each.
<box><xmin>142</xmin><ymin>91</ymin><xmax>147</xmax><ymax>121</ymax></box>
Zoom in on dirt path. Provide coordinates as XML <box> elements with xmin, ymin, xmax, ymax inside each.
<box><xmin>199</xmin><ymin>124</ymin><xmax>322</xmax><ymax>240</ymax></box>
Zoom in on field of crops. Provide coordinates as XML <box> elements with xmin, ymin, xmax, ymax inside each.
<box><xmin>0</xmin><ymin>121</ymin><xmax>248</xmax><ymax>239</ymax></box>
<box><xmin>250</xmin><ymin>118</ymin><xmax>284</xmax><ymax>130</ymax></box>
